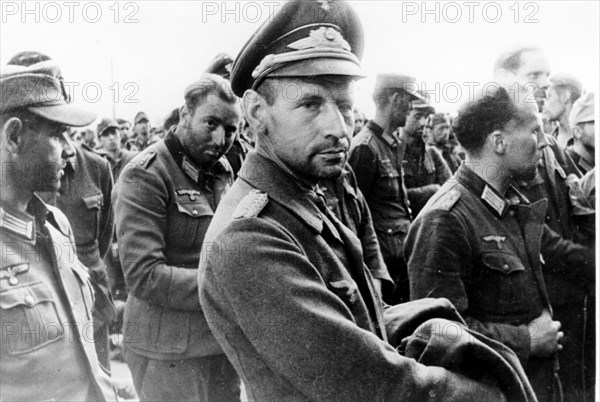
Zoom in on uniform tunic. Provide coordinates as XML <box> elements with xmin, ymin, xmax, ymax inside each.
<box><xmin>0</xmin><ymin>196</ymin><xmax>116</xmax><ymax>401</ymax></box>
<box><xmin>406</xmin><ymin>164</ymin><xmax>594</xmax><ymax>401</ymax></box>
<box><xmin>199</xmin><ymin>152</ymin><xmax>506</xmax><ymax>402</ymax></box>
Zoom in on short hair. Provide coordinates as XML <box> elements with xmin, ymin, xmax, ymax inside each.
<box><xmin>549</xmin><ymin>73</ymin><xmax>582</xmax><ymax>104</ymax></box>
<box><xmin>184</xmin><ymin>73</ymin><xmax>237</xmax><ymax>114</ymax></box>
<box><xmin>453</xmin><ymin>87</ymin><xmax>534</xmax><ymax>154</ymax></box>
<box><xmin>493</xmin><ymin>45</ymin><xmax>542</xmax><ymax>73</ymax></box>
<box><xmin>163</xmin><ymin>108</ymin><xmax>180</xmax><ymax>131</ymax></box>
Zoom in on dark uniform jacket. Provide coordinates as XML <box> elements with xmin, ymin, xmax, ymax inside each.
<box><xmin>114</xmin><ymin>132</ymin><xmax>232</xmax><ymax>359</ymax></box>
<box><xmin>319</xmin><ymin>164</ymin><xmax>393</xmax><ymax>287</ymax></box>
<box><xmin>403</xmin><ymin>140</ymin><xmax>452</xmax><ymax>215</ymax></box>
<box><xmin>199</xmin><ymin>152</ymin><xmax>507</xmax><ymax>402</ymax></box>
<box><xmin>0</xmin><ymin>196</ymin><xmax>116</xmax><ymax>401</ymax></box>
<box><xmin>406</xmin><ymin>165</ymin><xmax>593</xmax><ymax>400</ymax></box>
<box><xmin>349</xmin><ymin>121</ymin><xmax>412</xmax><ymax>263</ymax></box>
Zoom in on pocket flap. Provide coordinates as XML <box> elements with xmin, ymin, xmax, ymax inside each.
<box><xmin>482</xmin><ymin>253</ymin><xmax>526</xmax><ymax>275</ymax></box>
<box><xmin>0</xmin><ymin>282</ymin><xmax>54</xmax><ymax>309</ymax></box>
<box><xmin>82</xmin><ymin>193</ymin><xmax>103</xmax><ymax>210</ymax></box>
<box><xmin>379</xmin><ymin>159</ymin><xmax>400</xmax><ymax>178</ymax></box>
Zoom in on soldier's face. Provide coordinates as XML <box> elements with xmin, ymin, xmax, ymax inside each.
<box><xmin>543</xmin><ymin>86</ymin><xmax>566</xmax><ymax>121</ymax></box>
<box><xmin>506</xmin><ymin>50</ymin><xmax>550</xmax><ymax>111</ymax></box>
<box><xmin>99</xmin><ymin>127</ymin><xmax>121</xmax><ymax>152</ymax></box>
<box><xmin>404</xmin><ymin>109</ymin><xmax>431</xmax><ymax>138</ymax></box>
<box><xmin>180</xmin><ymin>93</ymin><xmax>240</xmax><ymax>169</ymax></box>
<box><xmin>260</xmin><ymin>77</ymin><xmax>355</xmax><ymax>182</ymax></box>
<box><xmin>431</xmin><ymin>123</ymin><xmax>450</xmax><ymax>145</ymax></box>
<box><xmin>503</xmin><ymin>108</ymin><xmax>547</xmax><ymax>181</ymax></box>
<box><xmin>17</xmin><ymin>116</ymin><xmax>73</xmax><ymax>192</ymax></box>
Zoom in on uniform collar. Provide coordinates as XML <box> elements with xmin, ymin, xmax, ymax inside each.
<box><xmin>0</xmin><ymin>195</ymin><xmax>51</xmax><ymax>244</ymax></box>
<box><xmin>456</xmin><ymin>164</ymin><xmax>529</xmax><ymax>218</ymax></box>
<box><xmin>366</xmin><ymin>120</ymin><xmax>401</xmax><ymax>148</ymax></box>
<box><xmin>164</xmin><ymin>130</ymin><xmax>230</xmax><ymax>186</ymax></box>
<box><xmin>239</xmin><ymin>152</ymin><xmax>324</xmax><ymax>233</ymax></box>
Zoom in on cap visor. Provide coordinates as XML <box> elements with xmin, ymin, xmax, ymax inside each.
<box><xmin>268</xmin><ymin>58</ymin><xmax>365</xmax><ymax>80</ymax></box>
<box><xmin>28</xmin><ymin>104</ymin><xmax>96</xmax><ymax>127</ymax></box>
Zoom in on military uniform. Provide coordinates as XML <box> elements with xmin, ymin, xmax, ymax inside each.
<box><xmin>319</xmin><ymin>164</ymin><xmax>393</xmax><ymax>291</ymax></box>
<box><xmin>516</xmin><ymin>135</ymin><xmax>594</xmax><ymax>399</ymax></box>
<box><xmin>199</xmin><ymin>152</ymin><xmax>506</xmax><ymax>402</ymax></box>
<box><xmin>37</xmin><ymin>141</ymin><xmax>116</xmax><ymax>369</ymax></box>
<box><xmin>0</xmin><ymin>197</ymin><xmax>116</xmax><ymax>401</ymax></box>
<box><xmin>403</xmin><ymin>140</ymin><xmax>452</xmax><ymax>215</ymax></box>
<box><xmin>114</xmin><ymin>130</ymin><xmax>238</xmax><ymax>400</ymax></box>
<box><xmin>406</xmin><ymin>164</ymin><xmax>594</xmax><ymax>401</ymax></box>
<box><xmin>349</xmin><ymin>121</ymin><xmax>412</xmax><ymax>302</ymax></box>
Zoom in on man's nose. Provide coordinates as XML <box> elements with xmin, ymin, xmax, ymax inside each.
<box><xmin>323</xmin><ymin>104</ymin><xmax>350</xmax><ymax>140</ymax></box>
<box><xmin>211</xmin><ymin>125</ymin><xmax>226</xmax><ymax>148</ymax></box>
<box><xmin>60</xmin><ymin>133</ymin><xmax>75</xmax><ymax>159</ymax></box>
<box><xmin>537</xmin><ymin>129</ymin><xmax>548</xmax><ymax>150</ymax></box>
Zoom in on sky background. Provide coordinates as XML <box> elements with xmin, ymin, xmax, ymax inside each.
<box><xmin>1</xmin><ymin>0</ymin><xmax>598</xmax><ymax>128</ymax></box>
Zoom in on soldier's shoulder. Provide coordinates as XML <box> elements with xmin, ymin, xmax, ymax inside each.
<box><xmin>130</xmin><ymin>145</ymin><xmax>161</xmax><ymax>170</ymax></box>
<box><xmin>425</xmin><ymin>183</ymin><xmax>462</xmax><ymax>212</ymax></box>
<box><xmin>78</xmin><ymin>143</ymin><xmax>110</xmax><ymax>168</ymax></box>
<box><xmin>232</xmin><ymin>189</ymin><xmax>269</xmax><ymax>219</ymax></box>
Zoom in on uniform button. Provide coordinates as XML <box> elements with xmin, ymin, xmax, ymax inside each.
<box><xmin>24</xmin><ymin>295</ymin><xmax>35</xmax><ymax>307</ymax></box>
<box><xmin>545</xmin><ymin>215</ymin><xmax>551</xmax><ymax>222</ymax></box>
<box><xmin>502</xmin><ymin>264</ymin><xmax>509</xmax><ymax>270</ymax></box>
<box><xmin>387</xmin><ymin>229</ymin><xmax>393</xmax><ymax>234</ymax></box>
<box><xmin>192</xmin><ymin>209</ymin><xmax>198</xmax><ymax>215</ymax></box>
<box><xmin>508</xmin><ymin>210</ymin><xmax>515</xmax><ymax>217</ymax></box>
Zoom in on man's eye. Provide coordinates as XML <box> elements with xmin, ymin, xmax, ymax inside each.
<box><xmin>205</xmin><ymin>119</ymin><xmax>217</xmax><ymax>129</ymax></box>
<box><xmin>303</xmin><ymin>101</ymin><xmax>322</xmax><ymax>110</ymax></box>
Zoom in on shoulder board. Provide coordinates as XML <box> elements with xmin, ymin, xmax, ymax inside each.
<box><xmin>232</xmin><ymin>189</ymin><xmax>268</xmax><ymax>219</ymax></box>
<box><xmin>430</xmin><ymin>189</ymin><xmax>461</xmax><ymax>211</ymax></box>
<box><xmin>138</xmin><ymin>150</ymin><xmax>157</xmax><ymax>169</ymax></box>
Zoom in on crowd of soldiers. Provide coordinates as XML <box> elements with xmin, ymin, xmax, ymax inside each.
<box><xmin>0</xmin><ymin>0</ymin><xmax>596</xmax><ymax>401</ymax></box>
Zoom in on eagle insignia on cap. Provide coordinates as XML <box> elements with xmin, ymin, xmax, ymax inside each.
<box><xmin>288</xmin><ymin>27</ymin><xmax>350</xmax><ymax>51</ymax></box>
<box><xmin>317</xmin><ymin>0</ymin><xmax>332</xmax><ymax>11</ymax></box>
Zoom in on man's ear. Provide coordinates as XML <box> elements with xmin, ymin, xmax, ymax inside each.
<box><xmin>1</xmin><ymin>118</ymin><xmax>25</xmax><ymax>154</ymax></box>
<box><xmin>572</xmin><ymin>125</ymin><xmax>582</xmax><ymax>140</ymax></box>
<box><xmin>489</xmin><ymin>130</ymin><xmax>507</xmax><ymax>154</ymax></box>
<box><xmin>243</xmin><ymin>89</ymin><xmax>268</xmax><ymax>135</ymax></box>
<box><xmin>179</xmin><ymin>104</ymin><xmax>190</xmax><ymax>124</ymax></box>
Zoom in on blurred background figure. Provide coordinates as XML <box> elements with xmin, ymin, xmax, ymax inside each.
<box><xmin>566</xmin><ymin>92</ymin><xmax>595</xmax><ymax>175</ymax></box>
<box><xmin>427</xmin><ymin>113</ymin><xmax>462</xmax><ymax>173</ymax></box>
<box><xmin>353</xmin><ymin>107</ymin><xmax>366</xmax><ymax>137</ymax></box>
<box><xmin>132</xmin><ymin>111</ymin><xmax>150</xmax><ymax>151</ymax></box>
<box><xmin>543</xmin><ymin>73</ymin><xmax>582</xmax><ymax>149</ymax></box>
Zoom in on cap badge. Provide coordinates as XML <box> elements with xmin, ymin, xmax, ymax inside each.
<box><xmin>288</xmin><ymin>27</ymin><xmax>350</xmax><ymax>51</ymax></box>
<box><xmin>317</xmin><ymin>0</ymin><xmax>332</xmax><ymax>11</ymax></box>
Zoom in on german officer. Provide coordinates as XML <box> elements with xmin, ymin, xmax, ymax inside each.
<box><xmin>114</xmin><ymin>73</ymin><xmax>241</xmax><ymax>401</ymax></box>
<box><xmin>0</xmin><ymin>61</ymin><xmax>116</xmax><ymax>400</ymax></box>
<box><xmin>406</xmin><ymin>88</ymin><xmax>594</xmax><ymax>402</ymax></box>
<box><xmin>198</xmin><ymin>1</ymin><xmax>509</xmax><ymax>401</ymax></box>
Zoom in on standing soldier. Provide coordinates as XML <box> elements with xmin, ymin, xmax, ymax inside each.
<box><xmin>114</xmin><ymin>74</ymin><xmax>241</xmax><ymax>401</ymax></box>
<box><xmin>0</xmin><ymin>61</ymin><xmax>116</xmax><ymax>401</ymax></box>
<box><xmin>349</xmin><ymin>74</ymin><xmax>423</xmax><ymax>304</ymax></box>
<box><xmin>7</xmin><ymin>51</ymin><xmax>117</xmax><ymax>370</ymax></box>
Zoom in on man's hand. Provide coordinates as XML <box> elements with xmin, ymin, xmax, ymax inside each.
<box><xmin>528</xmin><ymin>309</ymin><xmax>563</xmax><ymax>357</ymax></box>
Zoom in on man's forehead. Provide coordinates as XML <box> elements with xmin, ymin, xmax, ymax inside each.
<box><xmin>516</xmin><ymin>50</ymin><xmax>550</xmax><ymax>74</ymax></box>
<box><xmin>270</xmin><ymin>77</ymin><xmax>355</xmax><ymax>99</ymax></box>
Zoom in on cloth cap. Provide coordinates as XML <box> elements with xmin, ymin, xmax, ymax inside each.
<box><xmin>230</xmin><ymin>0</ymin><xmax>364</xmax><ymax>97</ymax></box>
<box><xmin>569</xmin><ymin>92</ymin><xmax>595</xmax><ymax>128</ymax></box>
<box><xmin>0</xmin><ymin>61</ymin><xmax>95</xmax><ymax>127</ymax></box>
<box><xmin>374</xmin><ymin>73</ymin><xmax>426</xmax><ymax>102</ymax></box>
<box><xmin>97</xmin><ymin>118</ymin><xmax>120</xmax><ymax>136</ymax></box>
<box><xmin>134</xmin><ymin>111</ymin><xmax>149</xmax><ymax>124</ymax></box>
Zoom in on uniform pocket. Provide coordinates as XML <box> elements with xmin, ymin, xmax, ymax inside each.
<box><xmin>378</xmin><ymin>159</ymin><xmax>401</xmax><ymax>198</ymax></box>
<box><xmin>82</xmin><ymin>193</ymin><xmax>103</xmax><ymax>240</ymax></box>
<box><xmin>0</xmin><ymin>282</ymin><xmax>64</xmax><ymax>355</ymax></box>
<box><xmin>478</xmin><ymin>252</ymin><xmax>527</xmax><ymax>314</ymax></box>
